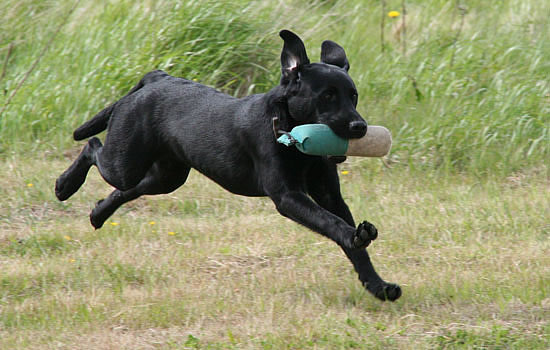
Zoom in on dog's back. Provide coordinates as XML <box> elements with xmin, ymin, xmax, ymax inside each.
<box><xmin>73</xmin><ymin>70</ymin><xmax>168</xmax><ymax>140</ymax></box>
<box><xmin>76</xmin><ymin>70</ymin><xmax>271</xmax><ymax>195</ymax></box>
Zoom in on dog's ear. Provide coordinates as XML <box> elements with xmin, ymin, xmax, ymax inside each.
<box><xmin>279</xmin><ymin>30</ymin><xmax>310</xmax><ymax>82</ymax></box>
<box><xmin>321</xmin><ymin>40</ymin><xmax>350</xmax><ymax>71</ymax></box>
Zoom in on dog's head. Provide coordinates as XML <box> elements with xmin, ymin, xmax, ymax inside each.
<box><xmin>278</xmin><ymin>30</ymin><xmax>367</xmax><ymax>139</ymax></box>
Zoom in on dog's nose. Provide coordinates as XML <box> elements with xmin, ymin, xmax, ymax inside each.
<box><xmin>349</xmin><ymin>121</ymin><xmax>367</xmax><ymax>136</ymax></box>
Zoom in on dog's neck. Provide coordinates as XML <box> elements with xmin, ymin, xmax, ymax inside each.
<box><xmin>266</xmin><ymin>86</ymin><xmax>300</xmax><ymax>139</ymax></box>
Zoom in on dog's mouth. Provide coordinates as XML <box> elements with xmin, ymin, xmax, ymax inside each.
<box><xmin>330</xmin><ymin>122</ymin><xmax>367</xmax><ymax>140</ymax></box>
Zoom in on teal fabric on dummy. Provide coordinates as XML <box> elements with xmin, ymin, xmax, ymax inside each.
<box><xmin>277</xmin><ymin>124</ymin><xmax>349</xmax><ymax>156</ymax></box>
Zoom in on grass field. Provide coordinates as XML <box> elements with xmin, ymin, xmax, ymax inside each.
<box><xmin>0</xmin><ymin>158</ymin><xmax>549</xmax><ymax>349</ymax></box>
<box><xmin>1</xmin><ymin>0</ymin><xmax>549</xmax><ymax>348</ymax></box>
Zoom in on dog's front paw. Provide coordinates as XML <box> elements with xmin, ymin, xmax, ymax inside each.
<box><xmin>352</xmin><ymin>221</ymin><xmax>378</xmax><ymax>249</ymax></box>
<box><xmin>364</xmin><ymin>281</ymin><xmax>402</xmax><ymax>302</ymax></box>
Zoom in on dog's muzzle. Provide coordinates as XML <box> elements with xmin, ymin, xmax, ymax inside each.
<box><xmin>348</xmin><ymin>120</ymin><xmax>367</xmax><ymax>138</ymax></box>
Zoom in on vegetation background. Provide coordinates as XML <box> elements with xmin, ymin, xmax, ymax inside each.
<box><xmin>0</xmin><ymin>0</ymin><xmax>548</xmax><ymax>348</ymax></box>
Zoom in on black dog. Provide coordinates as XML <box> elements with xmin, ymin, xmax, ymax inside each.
<box><xmin>55</xmin><ymin>30</ymin><xmax>401</xmax><ymax>301</ymax></box>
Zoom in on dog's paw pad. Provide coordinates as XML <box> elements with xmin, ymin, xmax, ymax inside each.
<box><xmin>352</xmin><ymin>221</ymin><xmax>378</xmax><ymax>249</ymax></box>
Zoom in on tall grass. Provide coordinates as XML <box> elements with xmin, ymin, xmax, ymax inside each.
<box><xmin>0</xmin><ymin>0</ymin><xmax>281</xmax><ymax>152</ymax></box>
<box><xmin>334</xmin><ymin>0</ymin><xmax>550</xmax><ymax>175</ymax></box>
<box><xmin>0</xmin><ymin>0</ymin><xmax>548</xmax><ymax>175</ymax></box>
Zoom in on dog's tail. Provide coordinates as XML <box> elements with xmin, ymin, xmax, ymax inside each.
<box><xmin>73</xmin><ymin>70</ymin><xmax>168</xmax><ymax>141</ymax></box>
<box><xmin>73</xmin><ymin>103</ymin><xmax>115</xmax><ymax>141</ymax></box>
<box><xmin>73</xmin><ymin>80</ymin><xmax>144</xmax><ymax>141</ymax></box>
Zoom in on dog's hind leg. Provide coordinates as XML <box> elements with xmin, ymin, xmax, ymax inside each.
<box><xmin>55</xmin><ymin>137</ymin><xmax>102</xmax><ymax>201</ymax></box>
<box><xmin>90</xmin><ymin>158</ymin><xmax>190</xmax><ymax>229</ymax></box>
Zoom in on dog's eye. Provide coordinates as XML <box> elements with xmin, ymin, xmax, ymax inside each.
<box><xmin>323</xmin><ymin>90</ymin><xmax>336</xmax><ymax>101</ymax></box>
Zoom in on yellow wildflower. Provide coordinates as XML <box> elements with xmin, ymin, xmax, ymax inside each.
<box><xmin>149</xmin><ymin>221</ymin><xmax>156</xmax><ymax>225</ymax></box>
<box><xmin>168</xmin><ymin>231</ymin><xmax>176</xmax><ymax>236</ymax></box>
<box><xmin>64</xmin><ymin>235</ymin><xmax>72</xmax><ymax>241</ymax></box>
<box><xmin>69</xmin><ymin>258</ymin><xmax>76</xmax><ymax>263</ymax></box>
<box><xmin>27</xmin><ymin>183</ymin><xmax>34</xmax><ymax>187</ymax></box>
<box><xmin>388</xmin><ymin>11</ymin><xmax>400</xmax><ymax>18</ymax></box>
<box><xmin>110</xmin><ymin>222</ymin><xmax>119</xmax><ymax>226</ymax></box>
<box><xmin>341</xmin><ymin>170</ymin><xmax>350</xmax><ymax>175</ymax></box>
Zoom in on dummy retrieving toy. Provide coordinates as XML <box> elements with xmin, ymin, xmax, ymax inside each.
<box><xmin>277</xmin><ymin>124</ymin><xmax>392</xmax><ymax>157</ymax></box>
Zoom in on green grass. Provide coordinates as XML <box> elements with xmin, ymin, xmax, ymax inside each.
<box><xmin>0</xmin><ymin>0</ymin><xmax>548</xmax><ymax>174</ymax></box>
<box><xmin>0</xmin><ymin>0</ymin><xmax>549</xmax><ymax>348</ymax></box>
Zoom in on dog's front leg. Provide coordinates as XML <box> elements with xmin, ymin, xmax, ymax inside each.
<box><xmin>271</xmin><ymin>188</ymin><xmax>400</xmax><ymax>301</ymax></box>
<box><xmin>270</xmin><ymin>189</ymin><xmax>374</xmax><ymax>250</ymax></box>
<box><xmin>305</xmin><ymin>160</ymin><xmax>402</xmax><ymax>301</ymax></box>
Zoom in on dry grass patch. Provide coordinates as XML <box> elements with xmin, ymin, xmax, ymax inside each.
<box><xmin>0</xmin><ymin>157</ymin><xmax>548</xmax><ymax>349</ymax></box>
